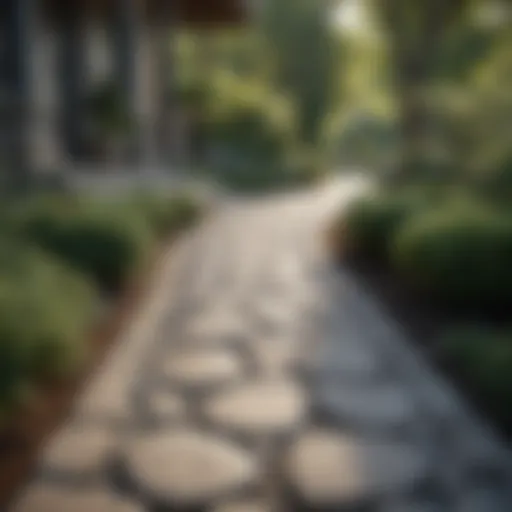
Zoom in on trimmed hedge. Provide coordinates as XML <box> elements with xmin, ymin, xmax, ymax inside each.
<box><xmin>392</xmin><ymin>204</ymin><xmax>512</xmax><ymax>308</ymax></box>
<box><xmin>11</xmin><ymin>200</ymin><xmax>154</xmax><ymax>293</ymax></box>
<box><xmin>340</xmin><ymin>188</ymin><xmax>434</xmax><ymax>264</ymax></box>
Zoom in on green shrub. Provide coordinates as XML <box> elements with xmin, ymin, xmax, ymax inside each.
<box><xmin>287</xmin><ymin>151</ymin><xmax>329</xmax><ymax>186</ymax></box>
<box><xmin>474</xmin><ymin>155</ymin><xmax>512</xmax><ymax>205</ymax></box>
<box><xmin>440</xmin><ymin>326</ymin><xmax>512</xmax><ymax>427</ymax></box>
<box><xmin>0</xmin><ymin>242</ymin><xmax>96</xmax><ymax>411</ymax></box>
<box><xmin>11</xmin><ymin>199</ymin><xmax>153</xmax><ymax>293</ymax></box>
<box><xmin>340</xmin><ymin>189</ymin><xmax>433</xmax><ymax>264</ymax></box>
<box><xmin>392</xmin><ymin>204</ymin><xmax>512</xmax><ymax>308</ymax></box>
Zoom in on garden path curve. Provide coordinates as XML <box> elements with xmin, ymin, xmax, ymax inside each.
<box><xmin>11</xmin><ymin>176</ymin><xmax>512</xmax><ymax>512</ymax></box>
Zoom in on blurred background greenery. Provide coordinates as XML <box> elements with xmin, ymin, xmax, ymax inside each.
<box><xmin>172</xmin><ymin>0</ymin><xmax>511</xmax><ymax>194</ymax></box>
<box><xmin>328</xmin><ymin>0</ymin><xmax>512</xmax><ymax>433</ymax></box>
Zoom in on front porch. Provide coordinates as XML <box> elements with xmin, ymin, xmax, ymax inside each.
<box><xmin>0</xmin><ymin>0</ymin><xmax>246</xmax><ymax>184</ymax></box>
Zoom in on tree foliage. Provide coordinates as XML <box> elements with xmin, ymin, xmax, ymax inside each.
<box><xmin>259</xmin><ymin>0</ymin><xmax>338</xmax><ymax>146</ymax></box>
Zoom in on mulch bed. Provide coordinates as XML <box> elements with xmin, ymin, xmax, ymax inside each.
<box><xmin>328</xmin><ymin>228</ymin><xmax>512</xmax><ymax>441</ymax></box>
<box><xmin>0</xmin><ymin>241</ymin><xmax>171</xmax><ymax>508</ymax></box>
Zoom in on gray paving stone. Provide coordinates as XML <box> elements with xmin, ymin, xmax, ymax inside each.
<box><xmin>285</xmin><ymin>429</ymin><xmax>430</xmax><ymax>507</ymax></box>
<box><xmin>122</xmin><ymin>429</ymin><xmax>258</xmax><ymax>506</ymax></box>
<box><xmin>11</xmin><ymin>485</ymin><xmax>143</xmax><ymax>512</ymax></box>
<box><xmin>456</xmin><ymin>487</ymin><xmax>511</xmax><ymax>512</ymax></box>
<box><xmin>205</xmin><ymin>380</ymin><xmax>307</xmax><ymax>436</ymax></box>
<box><xmin>40</xmin><ymin>423</ymin><xmax>116</xmax><ymax>478</ymax></box>
<box><xmin>319</xmin><ymin>339</ymin><xmax>380</xmax><ymax>378</ymax></box>
<box><xmin>319</xmin><ymin>381</ymin><xmax>416</xmax><ymax>432</ymax></box>
<box><xmin>381</xmin><ymin>501</ymin><xmax>448</xmax><ymax>512</ymax></box>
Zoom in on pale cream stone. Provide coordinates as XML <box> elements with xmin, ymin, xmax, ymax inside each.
<box><xmin>123</xmin><ymin>430</ymin><xmax>258</xmax><ymax>505</ymax></box>
<box><xmin>163</xmin><ymin>350</ymin><xmax>242</xmax><ymax>389</ymax></box>
<box><xmin>206</xmin><ymin>380</ymin><xmax>307</xmax><ymax>435</ymax></box>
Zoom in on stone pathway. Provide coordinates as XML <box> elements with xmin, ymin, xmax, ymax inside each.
<box><xmin>10</xmin><ymin>177</ymin><xmax>512</xmax><ymax>511</ymax></box>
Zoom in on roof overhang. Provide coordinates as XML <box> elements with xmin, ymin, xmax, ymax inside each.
<box><xmin>43</xmin><ymin>0</ymin><xmax>247</xmax><ymax>27</ymax></box>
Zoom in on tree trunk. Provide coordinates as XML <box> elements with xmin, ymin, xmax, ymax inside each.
<box><xmin>390</xmin><ymin>48</ymin><xmax>431</xmax><ymax>185</ymax></box>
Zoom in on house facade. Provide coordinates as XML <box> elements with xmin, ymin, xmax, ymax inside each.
<box><xmin>0</xmin><ymin>0</ymin><xmax>245</xmax><ymax>183</ymax></box>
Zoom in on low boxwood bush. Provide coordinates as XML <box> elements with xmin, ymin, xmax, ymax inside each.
<box><xmin>339</xmin><ymin>188</ymin><xmax>434</xmax><ymax>264</ymax></box>
<box><xmin>440</xmin><ymin>326</ymin><xmax>512</xmax><ymax>428</ymax></box>
<box><xmin>392</xmin><ymin>204</ymin><xmax>512</xmax><ymax>308</ymax></box>
<box><xmin>12</xmin><ymin>199</ymin><xmax>154</xmax><ymax>293</ymax></box>
<box><xmin>0</xmin><ymin>241</ymin><xmax>96</xmax><ymax>413</ymax></box>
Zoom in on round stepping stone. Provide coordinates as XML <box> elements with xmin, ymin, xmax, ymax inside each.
<box><xmin>123</xmin><ymin>430</ymin><xmax>258</xmax><ymax>506</ymax></box>
<box><xmin>12</xmin><ymin>485</ymin><xmax>142</xmax><ymax>512</ymax></box>
<box><xmin>163</xmin><ymin>350</ymin><xmax>242</xmax><ymax>390</ymax></box>
<box><xmin>320</xmin><ymin>382</ymin><xmax>415</xmax><ymax>431</ymax></box>
<box><xmin>189</xmin><ymin>310</ymin><xmax>246</xmax><ymax>345</ymax></box>
<box><xmin>205</xmin><ymin>380</ymin><xmax>307</xmax><ymax>436</ymax></box>
<box><xmin>40</xmin><ymin>424</ymin><xmax>115</xmax><ymax>477</ymax></box>
<box><xmin>252</xmin><ymin>340</ymin><xmax>301</xmax><ymax>375</ymax></box>
<box><xmin>285</xmin><ymin>430</ymin><xmax>429</xmax><ymax>507</ymax></box>
<box><xmin>147</xmin><ymin>390</ymin><xmax>185</xmax><ymax>421</ymax></box>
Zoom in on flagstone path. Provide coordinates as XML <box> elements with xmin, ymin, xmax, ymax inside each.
<box><xmin>10</xmin><ymin>177</ymin><xmax>511</xmax><ymax>511</ymax></box>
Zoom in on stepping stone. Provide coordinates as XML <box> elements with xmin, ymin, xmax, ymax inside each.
<box><xmin>12</xmin><ymin>485</ymin><xmax>142</xmax><ymax>512</ymax></box>
<box><xmin>252</xmin><ymin>340</ymin><xmax>302</xmax><ymax>375</ymax></box>
<box><xmin>147</xmin><ymin>390</ymin><xmax>185</xmax><ymax>422</ymax></box>
<box><xmin>319</xmin><ymin>382</ymin><xmax>416</xmax><ymax>432</ymax></box>
<box><xmin>213</xmin><ymin>499</ymin><xmax>270</xmax><ymax>512</ymax></box>
<box><xmin>205</xmin><ymin>380</ymin><xmax>307</xmax><ymax>436</ymax></box>
<box><xmin>40</xmin><ymin>424</ymin><xmax>116</xmax><ymax>478</ymax></box>
<box><xmin>123</xmin><ymin>430</ymin><xmax>258</xmax><ymax>507</ymax></box>
<box><xmin>163</xmin><ymin>349</ymin><xmax>243</xmax><ymax>390</ymax></box>
<box><xmin>285</xmin><ymin>430</ymin><xmax>429</xmax><ymax>507</ymax></box>
<box><xmin>189</xmin><ymin>310</ymin><xmax>247</xmax><ymax>346</ymax></box>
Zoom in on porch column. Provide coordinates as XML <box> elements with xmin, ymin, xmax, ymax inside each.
<box><xmin>58</xmin><ymin>4</ymin><xmax>87</xmax><ymax>160</ymax></box>
<box><xmin>1</xmin><ymin>0</ymin><xmax>37</xmax><ymax>188</ymax></box>
<box><xmin>111</xmin><ymin>0</ymin><xmax>142</xmax><ymax>164</ymax></box>
<box><xmin>153</xmin><ymin>26</ymin><xmax>173</xmax><ymax>165</ymax></box>
<box><xmin>153</xmin><ymin>4</ymin><xmax>184</xmax><ymax>169</ymax></box>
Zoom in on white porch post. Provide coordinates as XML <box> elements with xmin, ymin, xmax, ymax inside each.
<box><xmin>1</xmin><ymin>0</ymin><xmax>38</xmax><ymax>186</ymax></box>
<box><xmin>112</xmin><ymin>0</ymin><xmax>144</xmax><ymax>167</ymax></box>
<box><xmin>58</xmin><ymin>4</ymin><xmax>87</xmax><ymax>161</ymax></box>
